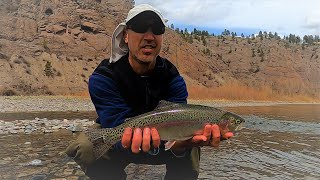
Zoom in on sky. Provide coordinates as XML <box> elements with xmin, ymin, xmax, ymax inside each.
<box><xmin>134</xmin><ymin>0</ymin><xmax>320</xmax><ymax>37</ymax></box>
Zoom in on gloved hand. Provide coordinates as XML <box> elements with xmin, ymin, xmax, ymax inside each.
<box><xmin>121</xmin><ymin>127</ymin><xmax>161</xmax><ymax>153</ymax></box>
<box><xmin>65</xmin><ymin>132</ymin><xmax>96</xmax><ymax>167</ymax></box>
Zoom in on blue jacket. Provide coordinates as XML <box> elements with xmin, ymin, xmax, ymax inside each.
<box><xmin>88</xmin><ymin>54</ymin><xmax>188</xmax><ymax>150</ymax></box>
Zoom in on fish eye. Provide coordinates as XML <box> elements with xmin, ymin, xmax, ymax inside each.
<box><xmin>236</xmin><ymin>119</ymin><xmax>241</xmax><ymax>124</ymax></box>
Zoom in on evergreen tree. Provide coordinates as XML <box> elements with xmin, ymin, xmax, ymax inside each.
<box><xmin>274</xmin><ymin>32</ymin><xmax>280</xmax><ymax>40</ymax></box>
<box><xmin>288</xmin><ymin>34</ymin><xmax>295</xmax><ymax>43</ymax></box>
<box><xmin>268</xmin><ymin>32</ymin><xmax>274</xmax><ymax>38</ymax></box>
<box><xmin>251</xmin><ymin>34</ymin><xmax>255</xmax><ymax>40</ymax></box>
<box><xmin>296</xmin><ymin>36</ymin><xmax>301</xmax><ymax>44</ymax></box>
<box><xmin>231</xmin><ymin>32</ymin><xmax>235</xmax><ymax>41</ymax></box>
<box><xmin>226</xmin><ymin>30</ymin><xmax>230</xmax><ymax>36</ymax></box>
<box><xmin>263</xmin><ymin>31</ymin><xmax>268</xmax><ymax>39</ymax></box>
<box><xmin>222</xmin><ymin>29</ymin><xmax>228</xmax><ymax>36</ymax></box>
<box><xmin>258</xmin><ymin>31</ymin><xmax>263</xmax><ymax>40</ymax></box>
<box><xmin>175</xmin><ymin>28</ymin><xmax>180</xmax><ymax>34</ymax></box>
<box><xmin>44</xmin><ymin>61</ymin><xmax>53</xmax><ymax>77</ymax></box>
<box><xmin>303</xmin><ymin>35</ymin><xmax>313</xmax><ymax>44</ymax></box>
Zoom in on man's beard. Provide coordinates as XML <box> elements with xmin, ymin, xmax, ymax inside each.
<box><xmin>132</xmin><ymin>54</ymin><xmax>152</xmax><ymax>65</ymax></box>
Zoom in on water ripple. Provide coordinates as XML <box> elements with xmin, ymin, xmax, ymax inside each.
<box><xmin>244</xmin><ymin>115</ymin><xmax>320</xmax><ymax>135</ymax></box>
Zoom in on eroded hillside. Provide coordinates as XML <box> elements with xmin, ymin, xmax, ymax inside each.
<box><xmin>0</xmin><ymin>0</ymin><xmax>319</xmax><ymax>101</ymax></box>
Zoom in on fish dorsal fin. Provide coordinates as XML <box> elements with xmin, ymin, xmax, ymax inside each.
<box><xmin>154</xmin><ymin>100</ymin><xmax>178</xmax><ymax>110</ymax></box>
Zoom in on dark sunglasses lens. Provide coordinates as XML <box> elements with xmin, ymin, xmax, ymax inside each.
<box><xmin>130</xmin><ymin>23</ymin><xmax>165</xmax><ymax>35</ymax></box>
<box><xmin>130</xmin><ymin>25</ymin><xmax>148</xmax><ymax>33</ymax></box>
<box><xmin>151</xmin><ymin>24</ymin><xmax>165</xmax><ymax>35</ymax></box>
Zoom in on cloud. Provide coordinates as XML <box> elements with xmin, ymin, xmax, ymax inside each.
<box><xmin>134</xmin><ymin>0</ymin><xmax>320</xmax><ymax>36</ymax></box>
<box><xmin>303</xmin><ymin>11</ymin><xmax>320</xmax><ymax>35</ymax></box>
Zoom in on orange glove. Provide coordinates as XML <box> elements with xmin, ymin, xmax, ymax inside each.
<box><xmin>121</xmin><ymin>127</ymin><xmax>161</xmax><ymax>153</ymax></box>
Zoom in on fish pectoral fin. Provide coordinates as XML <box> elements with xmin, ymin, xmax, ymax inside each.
<box><xmin>164</xmin><ymin>141</ymin><xmax>176</xmax><ymax>151</ymax></box>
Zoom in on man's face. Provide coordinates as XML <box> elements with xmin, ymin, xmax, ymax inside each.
<box><xmin>124</xmin><ymin>19</ymin><xmax>164</xmax><ymax>65</ymax></box>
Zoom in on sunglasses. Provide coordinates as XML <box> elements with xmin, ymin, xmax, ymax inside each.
<box><xmin>127</xmin><ymin>23</ymin><xmax>165</xmax><ymax>35</ymax></box>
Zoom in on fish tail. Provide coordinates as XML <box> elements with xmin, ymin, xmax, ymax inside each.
<box><xmin>84</xmin><ymin>128</ymin><xmax>120</xmax><ymax>160</ymax></box>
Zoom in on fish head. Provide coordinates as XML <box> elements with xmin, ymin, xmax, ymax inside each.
<box><xmin>218</xmin><ymin>112</ymin><xmax>245</xmax><ymax>133</ymax></box>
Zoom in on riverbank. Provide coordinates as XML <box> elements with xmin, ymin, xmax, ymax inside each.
<box><xmin>1</xmin><ymin>96</ymin><xmax>319</xmax><ymax>112</ymax></box>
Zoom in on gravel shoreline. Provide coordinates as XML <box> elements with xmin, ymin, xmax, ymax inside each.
<box><xmin>0</xmin><ymin>96</ymin><xmax>95</xmax><ymax>112</ymax></box>
<box><xmin>1</xmin><ymin>96</ymin><xmax>317</xmax><ymax>113</ymax></box>
<box><xmin>1</xmin><ymin>96</ymin><xmax>318</xmax><ymax>135</ymax></box>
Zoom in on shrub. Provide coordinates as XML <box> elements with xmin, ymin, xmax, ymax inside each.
<box><xmin>1</xmin><ymin>89</ymin><xmax>17</xmax><ymax>96</ymax></box>
<box><xmin>44</xmin><ymin>61</ymin><xmax>54</xmax><ymax>77</ymax></box>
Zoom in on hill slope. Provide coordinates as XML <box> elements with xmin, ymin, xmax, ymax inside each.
<box><xmin>0</xmin><ymin>0</ymin><xmax>319</xmax><ymax>101</ymax></box>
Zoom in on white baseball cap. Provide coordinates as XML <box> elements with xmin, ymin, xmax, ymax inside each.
<box><xmin>109</xmin><ymin>4</ymin><xmax>166</xmax><ymax>63</ymax></box>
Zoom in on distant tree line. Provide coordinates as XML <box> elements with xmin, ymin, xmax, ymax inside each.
<box><xmin>168</xmin><ymin>24</ymin><xmax>320</xmax><ymax>46</ymax></box>
<box><xmin>170</xmin><ymin>24</ymin><xmax>210</xmax><ymax>46</ymax></box>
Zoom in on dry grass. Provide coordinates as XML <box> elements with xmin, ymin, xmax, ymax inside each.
<box><xmin>62</xmin><ymin>84</ymin><xmax>319</xmax><ymax>102</ymax></box>
<box><xmin>188</xmin><ymin>83</ymin><xmax>319</xmax><ymax>102</ymax></box>
<box><xmin>66</xmin><ymin>90</ymin><xmax>90</xmax><ymax>97</ymax></box>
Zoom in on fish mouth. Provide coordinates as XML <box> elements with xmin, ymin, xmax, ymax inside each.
<box><xmin>235</xmin><ymin>123</ymin><xmax>245</xmax><ymax>131</ymax></box>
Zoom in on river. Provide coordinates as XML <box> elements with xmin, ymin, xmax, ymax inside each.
<box><xmin>0</xmin><ymin>104</ymin><xmax>319</xmax><ymax>179</ymax></box>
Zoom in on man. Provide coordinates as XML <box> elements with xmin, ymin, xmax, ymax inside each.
<box><xmin>66</xmin><ymin>4</ymin><xmax>233</xmax><ymax>180</ymax></box>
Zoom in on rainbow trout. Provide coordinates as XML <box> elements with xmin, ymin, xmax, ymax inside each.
<box><xmin>84</xmin><ymin>101</ymin><xmax>245</xmax><ymax>159</ymax></box>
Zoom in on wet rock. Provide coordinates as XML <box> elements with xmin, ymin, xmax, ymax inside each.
<box><xmin>5</xmin><ymin>122</ymin><xmax>14</xmax><ymax>126</ymax></box>
<box><xmin>25</xmin><ymin>129</ymin><xmax>33</xmax><ymax>134</ymax></box>
<box><xmin>67</xmin><ymin>123</ymin><xmax>83</xmax><ymax>132</ymax></box>
<box><xmin>9</xmin><ymin>130</ymin><xmax>18</xmax><ymax>134</ymax></box>
<box><xmin>43</xmin><ymin>129</ymin><xmax>53</xmax><ymax>133</ymax></box>
<box><xmin>25</xmin><ymin>124</ymin><xmax>37</xmax><ymax>133</ymax></box>
<box><xmin>52</xmin><ymin>125</ymin><xmax>62</xmax><ymax>130</ymax></box>
<box><xmin>17</xmin><ymin>172</ymin><xmax>30</xmax><ymax>178</ymax></box>
<box><xmin>0</xmin><ymin>160</ymin><xmax>9</xmax><ymax>165</ymax></box>
<box><xmin>28</xmin><ymin>153</ymin><xmax>39</xmax><ymax>158</ymax></box>
<box><xmin>66</xmin><ymin>161</ymin><xmax>77</xmax><ymax>165</ymax></box>
<box><xmin>3</xmin><ymin>157</ymin><xmax>12</xmax><ymax>161</ymax></box>
<box><xmin>27</xmin><ymin>159</ymin><xmax>43</xmax><ymax>166</ymax></box>
<box><xmin>29</xmin><ymin>174</ymin><xmax>48</xmax><ymax>180</ymax></box>
<box><xmin>63</xmin><ymin>168</ymin><xmax>74</xmax><ymax>175</ymax></box>
<box><xmin>74</xmin><ymin>169</ymin><xmax>85</xmax><ymax>176</ymax></box>
<box><xmin>66</xmin><ymin>176</ymin><xmax>80</xmax><ymax>180</ymax></box>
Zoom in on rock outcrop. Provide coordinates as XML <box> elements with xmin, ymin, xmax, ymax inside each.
<box><xmin>0</xmin><ymin>0</ymin><xmax>319</xmax><ymax>100</ymax></box>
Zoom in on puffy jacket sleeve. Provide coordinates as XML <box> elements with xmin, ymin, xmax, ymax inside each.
<box><xmin>89</xmin><ymin>72</ymin><xmax>133</xmax><ymax>128</ymax></box>
<box><xmin>166</xmin><ymin>75</ymin><xmax>188</xmax><ymax>104</ymax></box>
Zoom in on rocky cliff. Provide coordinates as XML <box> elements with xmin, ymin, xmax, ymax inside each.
<box><xmin>0</xmin><ymin>0</ymin><xmax>319</xmax><ymax>100</ymax></box>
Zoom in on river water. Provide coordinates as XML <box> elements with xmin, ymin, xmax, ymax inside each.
<box><xmin>0</xmin><ymin>104</ymin><xmax>319</xmax><ymax>179</ymax></box>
